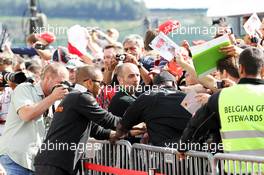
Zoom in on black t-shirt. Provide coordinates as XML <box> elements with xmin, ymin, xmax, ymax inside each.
<box><xmin>108</xmin><ymin>91</ymin><xmax>136</xmax><ymax>117</ymax></box>
<box><xmin>119</xmin><ymin>87</ymin><xmax>192</xmax><ymax>146</ymax></box>
<box><xmin>34</xmin><ymin>90</ymin><xmax>121</xmax><ymax>173</ymax></box>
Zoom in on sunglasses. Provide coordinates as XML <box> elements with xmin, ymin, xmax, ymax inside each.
<box><xmin>92</xmin><ymin>80</ymin><xmax>105</xmax><ymax>87</ymax></box>
<box><xmin>84</xmin><ymin>78</ymin><xmax>105</xmax><ymax>87</ymax></box>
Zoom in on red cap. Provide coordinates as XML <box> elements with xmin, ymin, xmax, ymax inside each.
<box><xmin>36</xmin><ymin>32</ymin><xmax>56</xmax><ymax>44</ymax></box>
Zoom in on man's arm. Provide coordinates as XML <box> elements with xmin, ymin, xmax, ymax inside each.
<box><xmin>103</xmin><ymin>70</ymin><xmax>114</xmax><ymax>85</ymax></box>
<box><xmin>77</xmin><ymin>93</ymin><xmax>121</xmax><ymax>129</ymax></box>
<box><xmin>103</xmin><ymin>58</ymin><xmax>118</xmax><ymax>85</ymax></box>
<box><xmin>11</xmin><ymin>47</ymin><xmax>38</xmax><ymax>57</ymax></box>
<box><xmin>95</xmin><ymin>30</ymin><xmax>117</xmax><ymax>45</ymax></box>
<box><xmin>90</xmin><ymin>122</ymin><xmax>112</xmax><ymax>140</ymax></box>
<box><xmin>80</xmin><ymin>54</ymin><xmax>93</xmax><ymax>64</ymax></box>
<box><xmin>115</xmin><ymin>94</ymin><xmax>150</xmax><ymax>138</ymax></box>
<box><xmin>138</xmin><ymin>66</ymin><xmax>152</xmax><ymax>85</ymax></box>
<box><xmin>35</xmin><ymin>49</ymin><xmax>52</xmax><ymax>61</ymax></box>
<box><xmin>17</xmin><ymin>86</ymin><xmax>68</xmax><ymax>121</ymax></box>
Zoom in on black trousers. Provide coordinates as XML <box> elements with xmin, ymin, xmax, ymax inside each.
<box><xmin>35</xmin><ymin>165</ymin><xmax>72</xmax><ymax>175</ymax></box>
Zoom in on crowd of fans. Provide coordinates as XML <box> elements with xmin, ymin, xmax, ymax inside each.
<box><xmin>0</xmin><ymin>17</ymin><xmax>263</xmax><ymax>175</ymax></box>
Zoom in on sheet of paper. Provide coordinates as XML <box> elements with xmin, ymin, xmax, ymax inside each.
<box><xmin>181</xmin><ymin>91</ymin><xmax>202</xmax><ymax>115</ymax></box>
<box><xmin>243</xmin><ymin>13</ymin><xmax>262</xmax><ymax>36</ymax></box>
<box><xmin>149</xmin><ymin>32</ymin><xmax>180</xmax><ymax>61</ymax></box>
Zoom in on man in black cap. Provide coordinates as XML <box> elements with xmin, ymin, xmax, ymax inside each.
<box><xmin>112</xmin><ymin>71</ymin><xmax>192</xmax><ymax>147</ymax></box>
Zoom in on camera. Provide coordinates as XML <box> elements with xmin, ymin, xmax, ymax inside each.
<box><xmin>212</xmin><ymin>17</ymin><xmax>226</xmax><ymax>26</ymax></box>
<box><xmin>115</xmin><ymin>54</ymin><xmax>126</xmax><ymax>61</ymax></box>
<box><xmin>34</xmin><ymin>43</ymin><xmax>46</xmax><ymax>50</ymax></box>
<box><xmin>251</xmin><ymin>36</ymin><xmax>259</xmax><ymax>44</ymax></box>
<box><xmin>87</xmin><ymin>27</ymin><xmax>100</xmax><ymax>35</ymax></box>
<box><xmin>0</xmin><ymin>71</ymin><xmax>28</xmax><ymax>87</ymax></box>
<box><xmin>52</xmin><ymin>81</ymin><xmax>73</xmax><ymax>92</ymax></box>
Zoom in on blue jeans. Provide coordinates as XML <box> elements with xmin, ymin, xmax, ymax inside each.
<box><xmin>0</xmin><ymin>155</ymin><xmax>33</xmax><ymax>175</ymax></box>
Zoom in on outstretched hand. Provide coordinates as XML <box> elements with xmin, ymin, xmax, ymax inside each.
<box><xmin>219</xmin><ymin>45</ymin><xmax>243</xmax><ymax>57</ymax></box>
<box><xmin>177</xmin><ymin>152</ymin><xmax>186</xmax><ymax>161</ymax></box>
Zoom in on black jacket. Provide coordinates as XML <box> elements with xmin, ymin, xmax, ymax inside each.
<box><xmin>116</xmin><ymin>86</ymin><xmax>192</xmax><ymax>147</ymax></box>
<box><xmin>34</xmin><ymin>90</ymin><xmax>121</xmax><ymax>173</ymax></box>
<box><xmin>108</xmin><ymin>90</ymin><xmax>136</xmax><ymax>117</ymax></box>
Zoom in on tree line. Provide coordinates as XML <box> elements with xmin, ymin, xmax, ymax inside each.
<box><xmin>0</xmin><ymin>0</ymin><xmax>147</xmax><ymax>20</ymax></box>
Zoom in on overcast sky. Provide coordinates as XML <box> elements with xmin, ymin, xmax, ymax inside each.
<box><xmin>143</xmin><ymin>0</ymin><xmax>212</xmax><ymax>9</ymax></box>
<box><xmin>142</xmin><ymin>0</ymin><xmax>264</xmax><ymax>17</ymax></box>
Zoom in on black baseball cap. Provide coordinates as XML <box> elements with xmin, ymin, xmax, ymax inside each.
<box><xmin>153</xmin><ymin>71</ymin><xmax>176</xmax><ymax>85</ymax></box>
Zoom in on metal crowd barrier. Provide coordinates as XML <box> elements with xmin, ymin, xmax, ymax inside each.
<box><xmin>131</xmin><ymin>143</ymin><xmax>214</xmax><ymax>175</ymax></box>
<box><xmin>82</xmin><ymin>139</ymin><xmax>132</xmax><ymax>175</ymax></box>
<box><xmin>213</xmin><ymin>153</ymin><xmax>264</xmax><ymax>175</ymax></box>
<box><xmin>81</xmin><ymin>140</ymin><xmax>264</xmax><ymax>175</ymax></box>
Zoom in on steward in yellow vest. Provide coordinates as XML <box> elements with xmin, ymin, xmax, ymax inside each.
<box><xmin>180</xmin><ymin>47</ymin><xmax>264</xmax><ymax>174</ymax></box>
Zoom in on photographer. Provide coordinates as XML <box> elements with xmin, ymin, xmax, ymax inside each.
<box><xmin>102</xmin><ymin>44</ymin><xmax>122</xmax><ymax>85</ymax></box>
<box><xmin>0</xmin><ymin>63</ymin><xmax>69</xmax><ymax>175</ymax></box>
<box><xmin>103</xmin><ymin>35</ymin><xmax>153</xmax><ymax>86</ymax></box>
<box><xmin>0</xmin><ymin>56</ymin><xmax>29</xmax><ymax>135</ymax></box>
<box><xmin>122</xmin><ymin>34</ymin><xmax>153</xmax><ymax>85</ymax></box>
<box><xmin>0</xmin><ymin>71</ymin><xmax>27</xmax><ymax>136</ymax></box>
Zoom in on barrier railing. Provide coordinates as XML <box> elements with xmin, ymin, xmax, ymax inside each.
<box><xmin>131</xmin><ymin>143</ymin><xmax>214</xmax><ymax>175</ymax></box>
<box><xmin>81</xmin><ymin>140</ymin><xmax>264</xmax><ymax>175</ymax></box>
<box><xmin>185</xmin><ymin>151</ymin><xmax>215</xmax><ymax>175</ymax></box>
<box><xmin>213</xmin><ymin>153</ymin><xmax>264</xmax><ymax>175</ymax></box>
<box><xmin>82</xmin><ymin>139</ymin><xmax>132</xmax><ymax>175</ymax></box>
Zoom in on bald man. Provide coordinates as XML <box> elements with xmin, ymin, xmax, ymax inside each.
<box><xmin>107</xmin><ymin>63</ymin><xmax>144</xmax><ymax>143</ymax></box>
<box><xmin>34</xmin><ymin>65</ymin><xmax>121</xmax><ymax>175</ymax></box>
<box><xmin>108</xmin><ymin>63</ymin><xmax>140</xmax><ymax>116</ymax></box>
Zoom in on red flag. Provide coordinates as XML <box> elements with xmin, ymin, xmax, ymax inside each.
<box><xmin>159</xmin><ymin>20</ymin><xmax>180</xmax><ymax>35</ymax></box>
<box><xmin>67</xmin><ymin>25</ymin><xmax>88</xmax><ymax>57</ymax></box>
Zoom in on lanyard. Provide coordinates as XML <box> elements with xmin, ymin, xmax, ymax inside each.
<box><xmin>119</xmin><ymin>86</ymin><xmax>137</xmax><ymax>100</ymax></box>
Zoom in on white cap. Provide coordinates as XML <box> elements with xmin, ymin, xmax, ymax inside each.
<box><xmin>66</xmin><ymin>59</ymin><xmax>84</xmax><ymax>69</ymax></box>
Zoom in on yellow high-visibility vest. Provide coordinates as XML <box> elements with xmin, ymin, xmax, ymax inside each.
<box><xmin>219</xmin><ymin>84</ymin><xmax>264</xmax><ymax>173</ymax></box>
